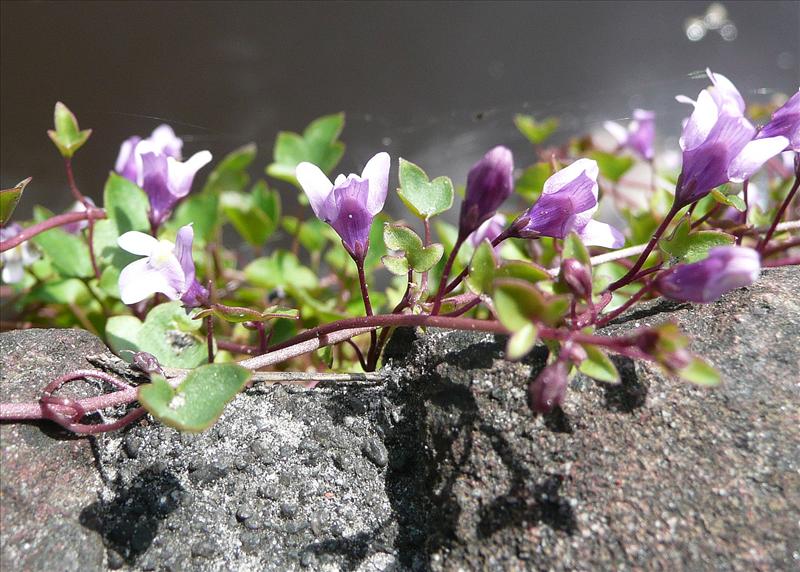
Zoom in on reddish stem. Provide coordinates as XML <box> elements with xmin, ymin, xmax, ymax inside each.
<box><xmin>0</xmin><ymin>210</ymin><xmax>107</xmax><ymax>253</ymax></box>
<box><xmin>757</xmin><ymin>171</ymin><xmax>800</xmax><ymax>253</ymax></box>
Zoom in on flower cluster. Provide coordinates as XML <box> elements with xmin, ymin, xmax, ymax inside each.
<box><xmin>115</xmin><ymin>125</ymin><xmax>212</xmax><ymax>228</ymax></box>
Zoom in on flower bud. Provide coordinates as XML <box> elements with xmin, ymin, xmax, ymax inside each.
<box><xmin>656</xmin><ymin>246</ymin><xmax>760</xmax><ymax>303</ymax></box>
<box><xmin>132</xmin><ymin>351</ymin><xmax>165</xmax><ymax>376</ymax></box>
<box><xmin>528</xmin><ymin>360</ymin><xmax>569</xmax><ymax>415</ymax></box>
<box><xmin>458</xmin><ymin>146</ymin><xmax>514</xmax><ymax>239</ymax></box>
<box><xmin>560</xmin><ymin>258</ymin><xmax>593</xmax><ymax>300</ymax></box>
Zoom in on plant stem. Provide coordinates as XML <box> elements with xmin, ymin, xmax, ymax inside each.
<box><xmin>0</xmin><ymin>210</ymin><xmax>107</xmax><ymax>253</ymax></box>
<box><xmin>762</xmin><ymin>255</ymin><xmax>800</xmax><ymax>267</ymax></box>
<box><xmin>594</xmin><ymin>281</ymin><xmax>654</xmax><ymax>328</ymax></box>
<box><xmin>355</xmin><ymin>257</ymin><xmax>378</xmax><ymax>369</ymax></box>
<box><xmin>757</xmin><ymin>171</ymin><xmax>800</xmax><ymax>253</ymax></box>
<box><xmin>206</xmin><ymin>314</ymin><xmax>215</xmax><ymax>363</ymax></box>
<box><xmin>432</xmin><ymin>236</ymin><xmax>465</xmax><ymax>314</ymax></box>
<box><xmin>606</xmin><ymin>203</ymin><xmax>680</xmax><ymax>292</ymax></box>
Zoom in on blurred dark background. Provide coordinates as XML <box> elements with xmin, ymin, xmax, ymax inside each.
<box><xmin>1</xmin><ymin>1</ymin><xmax>798</xmax><ymax>218</ymax></box>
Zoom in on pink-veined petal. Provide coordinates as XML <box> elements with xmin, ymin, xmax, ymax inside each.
<box><xmin>360</xmin><ymin>152</ymin><xmax>391</xmax><ymax>216</ymax></box>
<box><xmin>296</xmin><ymin>162</ymin><xmax>334</xmax><ymax>219</ymax></box>
<box><xmin>728</xmin><ymin>135</ymin><xmax>789</xmax><ymax>182</ymax></box>
<box><xmin>118</xmin><ymin>231</ymin><xmax>158</xmax><ymax>256</ymax></box>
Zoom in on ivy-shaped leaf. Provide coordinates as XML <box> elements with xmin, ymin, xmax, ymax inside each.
<box><xmin>47</xmin><ymin>102</ymin><xmax>91</xmax><ymax>158</ymax></box>
<box><xmin>105</xmin><ymin>301</ymin><xmax>208</xmax><ymax>368</ymax></box>
<box><xmin>659</xmin><ymin>217</ymin><xmax>734</xmax><ymax>264</ymax></box>
<box><xmin>202</xmin><ymin>143</ymin><xmax>257</xmax><ymax>195</ymax></box>
<box><xmin>515</xmin><ymin>162</ymin><xmax>550</xmax><ymax>203</ymax></box>
<box><xmin>32</xmin><ymin>225</ymin><xmax>94</xmax><ymax>279</ymax></box>
<box><xmin>495</xmin><ymin>260</ymin><xmax>550</xmax><ymax>283</ymax></box>
<box><xmin>221</xmin><ymin>181</ymin><xmax>281</xmax><ymax>247</ymax></box>
<box><xmin>590</xmin><ymin>151</ymin><xmax>634</xmax><ymax>183</ymax></box>
<box><xmin>465</xmin><ymin>239</ymin><xmax>496</xmax><ymax>295</ymax></box>
<box><xmin>244</xmin><ymin>251</ymin><xmax>319</xmax><ymax>292</ymax></box>
<box><xmin>562</xmin><ymin>231</ymin><xmax>591</xmax><ymax>266</ymax></box>
<box><xmin>266</xmin><ymin>113</ymin><xmax>345</xmax><ymax>186</ymax></box>
<box><xmin>397</xmin><ymin>158</ymin><xmax>454</xmax><ymax>219</ymax></box>
<box><xmin>195</xmin><ymin>303</ymin><xmax>298</xmax><ymax>324</ymax></box>
<box><xmin>514</xmin><ymin>115</ymin><xmax>559</xmax><ymax>145</ymax></box>
<box><xmin>139</xmin><ymin>364</ymin><xmax>251</xmax><ymax>432</ymax></box>
<box><xmin>677</xmin><ymin>357</ymin><xmax>721</xmax><ymax>387</ymax></box>
<box><xmin>578</xmin><ymin>344</ymin><xmax>620</xmax><ymax>384</ymax></box>
<box><xmin>711</xmin><ymin>187</ymin><xmax>746</xmax><ymax>212</ymax></box>
<box><xmin>0</xmin><ymin>177</ymin><xmax>30</xmax><ymax>225</ymax></box>
<box><xmin>493</xmin><ymin>278</ymin><xmax>568</xmax><ymax>331</ymax></box>
<box><xmin>382</xmin><ymin>223</ymin><xmax>444</xmax><ymax>276</ymax></box>
<box><xmin>506</xmin><ymin>322</ymin><xmax>538</xmax><ymax>360</ymax></box>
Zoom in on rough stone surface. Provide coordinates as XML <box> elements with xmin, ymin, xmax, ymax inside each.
<box><xmin>1</xmin><ymin>266</ymin><xmax>798</xmax><ymax>571</ymax></box>
<box><xmin>0</xmin><ymin>329</ymin><xmax>111</xmax><ymax>572</ymax></box>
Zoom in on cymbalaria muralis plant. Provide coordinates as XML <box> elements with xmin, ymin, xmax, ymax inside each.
<box><xmin>1</xmin><ymin>68</ymin><xmax>798</xmax><ymax>432</ymax></box>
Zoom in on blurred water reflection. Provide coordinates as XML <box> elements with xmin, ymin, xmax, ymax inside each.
<box><xmin>1</xmin><ymin>1</ymin><xmax>797</xmax><ymax>219</ymax></box>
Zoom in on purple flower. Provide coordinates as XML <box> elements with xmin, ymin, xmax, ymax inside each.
<box><xmin>604</xmin><ymin>109</ymin><xmax>656</xmax><ymax>160</ymax></box>
<box><xmin>515</xmin><ymin>158</ymin><xmax>625</xmax><ymax>248</ymax></box>
<box><xmin>459</xmin><ymin>146</ymin><xmax>514</xmax><ymax>239</ymax></box>
<box><xmin>0</xmin><ymin>224</ymin><xmax>39</xmax><ymax>284</ymax></box>
<box><xmin>656</xmin><ymin>246</ymin><xmax>760</xmax><ymax>303</ymax></box>
<box><xmin>757</xmin><ymin>90</ymin><xmax>800</xmax><ymax>152</ymax></box>
<box><xmin>296</xmin><ymin>152</ymin><xmax>390</xmax><ymax>260</ymax></box>
<box><xmin>675</xmin><ymin>70</ymin><xmax>788</xmax><ymax>207</ymax></box>
<box><xmin>117</xmin><ymin>224</ymin><xmax>207</xmax><ymax>306</ymax></box>
<box><xmin>139</xmin><ymin>150</ymin><xmax>212</xmax><ymax>227</ymax></box>
<box><xmin>468</xmin><ymin>213</ymin><xmax>506</xmax><ymax>250</ymax></box>
<box><xmin>114</xmin><ymin>125</ymin><xmax>211</xmax><ymax>227</ymax></box>
<box><xmin>528</xmin><ymin>360</ymin><xmax>568</xmax><ymax>414</ymax></box>
<box><xmin>114</xmin><ymin>125</ymin><xmax>184</xmax><ymax>182</ymax></box>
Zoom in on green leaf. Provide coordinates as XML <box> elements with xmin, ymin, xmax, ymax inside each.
<box><xmin>493</xmin><ymin>278</ymin><xmax>567</xmax><ymax>331</ymax></box>
<box><xmin>195</xmin><ymin>304</ymin><xmax>298</xmax><ymax>323</ymax></box>
<box><xmin>578</xmin><ymin>345</ymin><xmax>620</xmax><ymax>384</ymax></box>
<box><xmin>202</xmin><ymin>143</ymin><xmax>257</xmax><ymax>195</ymax></box>
<box><xmin>93</xmin><ymin>173</ymin><xmax>151</xmax><ymax>270</ymax></box>
<box><xmin>381</xmin><ymin>254</ymin><xmax>409</xmax><ymax>276</ymax></box>
<box><xmin>1</xmin><ymin>177</ymin><xmax>30</xmax><ymax>225</ymax></box>
<box><xmin>590</xmin><ymin>151</ymin><xmax>634</xmax><ymax>183</ymax></box>
<box><xmin>562</xmin><ymin>232</ymin><xmax>591</xmax><ymax>265</ymax></box>
<box><xmin>32</xmin><ymin>226</ymin><xmax>94</xmax><ymax>278</ymax></box>
<box><xmin>106</xmin><ymin>301</ymin><xmax>208</xmax><ymax>368</ymax></box>
<box><xmin>397</xmin><ymin>158</ymin><xmax>454</xmax><ymax>219</ymax></box>
<box><xmin>465</xmin><ymin>239</ymin><xmax>496</xmax><ymax>295</ymax></box>
<box><xmin>677</xmin><ymin>357</ymin><xmax>721</xmax><ymax>387</ymax></box>
<box><xmin>169</xmin><ymin>191</ymin><xmax>219</xmax><ymax>244</ymax></box>
<box><xmin>26</xmin><ymin>278</ymin><xmax>90</xmax><ymax>305</ymax></box>
<box><xmin>514</xmin><ymin>115</ymin><xmax>559</xmax><ymax>145</ymax></box>
<box><xmin>266</xmin><ymin>113</ymin><xmax>345</xmax><ymax>186</ymax></box>
<box><xmin>506</xmin><ymin>323</ymin><xmax>538</xmax><ymax>360</ymax></box>
<box><xmin>516</xmin><ymin>162</ymin><xmax>550</xmax><ymax>203</ymax></box>
<box><xmin>383</xmin><ymin>223</ymin><xmax>444</xmax><ymax>273</ymax></box>
<box><xmin>711</xmin><ymin>188</ymin><xmax>746</xmax><ymax>212</ymax></box>
<box><xmin>496</xmin><ymin>260</ymin><xmax>550</xmax><ymax>283</ymax></box>
<box><xmin>47</xmin><ymin>102</ymin><xmax>92</xmax><ymax>158</ymax></box>
<box><xmin>139</xmin><ymin>364</ymin><xmax>251</xmax><ymax>432</ymax></box>
<box><xmin>221</xmin><ymin>181</ymin><xmax>281</xmax><ymax>246</ymax></box>
<box><xmin>244</xmin><ymin>251</ymin><xmax>318</xmax><ymax>292</ymax></box>
<box><xmin>659</xmin><ymin>217</ymin><xmax>735</xmax><ymax>263</ymax></box>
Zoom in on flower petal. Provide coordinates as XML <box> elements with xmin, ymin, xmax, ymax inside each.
<box><xmin>728</xmin><ymin>135</ymin><xmax>790</xmax><ymax>182</ymax></box>
<box><xmin>149</xmin><ymin>124</ymin><xmax>183</xmax><ymax>159</ymax></box>
<box><xmin>542</xmin><ymin>158</ymin><xmax>599</xmax><ymax>197</ymax></box>
<box><xmin>603</xmin><ymin>121</ymin><xmax>628</xmax><ymax>145</ymax></box>
<box><xmin>296</xmin><ymin>162</ymin><xmax>334</xmax><ymax>219</ymax></box>
<box><xmin>679</xmin><ymin>89</ymin><xmax>719</xmax><ymax>151</ymax></box>
<box><xmin>706</xmin><ymin>69</ymin><xmax>745</xmax><ymax>115</ymax></box>
<box><xmin>119</xmin><ymin>258</ymin><xmax>182</xmax><ymax>305</ymax></box>
<box><xmin>1</xmin><ymin>258</ymin><xmax>25</xmax><ymax>284</ymax></box>
<box><xmin>167</xmin><ymin>150</ymin><xmax>213</xmax><ymax>200</ymax></box>
<box><xmin>114</xmin><ymin>136</ymin><xmax>142</xmax><ymax>182</ymax></box>
<box><xmin>360</xmin><ymin>152</ymin><xmax>390</xmax><ymax>216</ymax></box>
<box><xmin>118</xmin><ymin>231</ymin><xmax>158</xmax><ymax>255</ymax></box>
<box><xmin>174</xmin><ymin>224</ymin><xmax>196</xmax><ymax>285</ymax></box>
<box><xmin>577</xmin><ymin>219</ymin><xmax>625</xmax><ymax>248</ymax></box>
